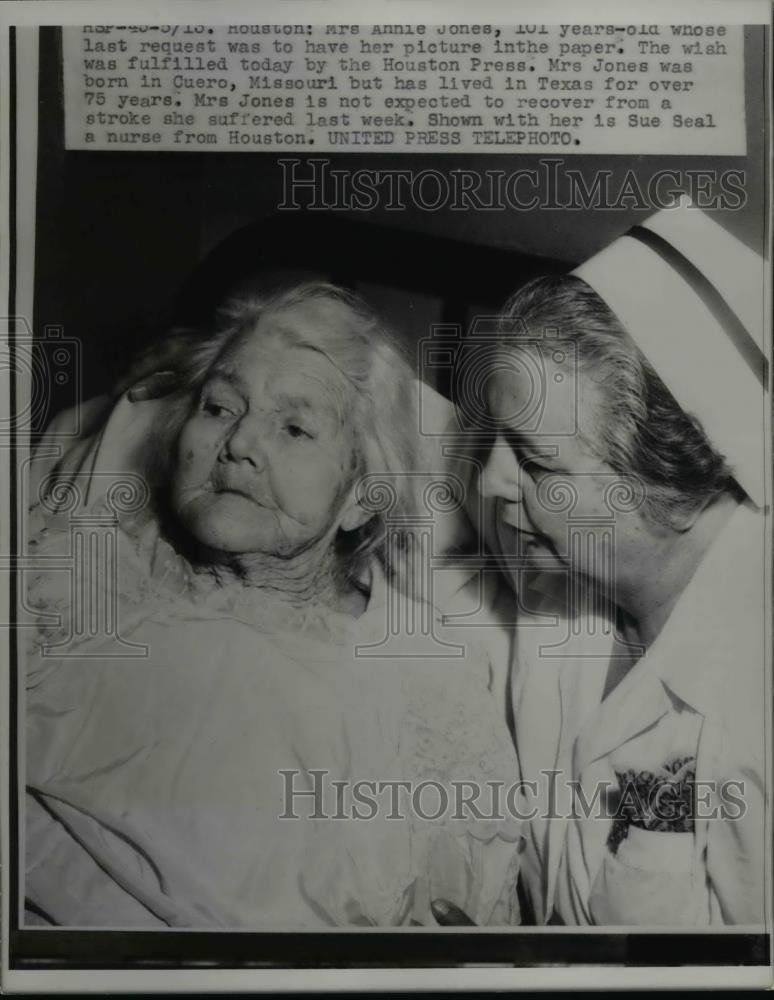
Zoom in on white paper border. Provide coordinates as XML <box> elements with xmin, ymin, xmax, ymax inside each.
<box><xmin>1</xmin><ymin>0</ymin><xmax>772</xmax><ymax>992</ymax></box>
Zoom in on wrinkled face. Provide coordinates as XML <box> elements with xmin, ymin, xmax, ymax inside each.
<box><xmin>170</xmin><ymin>307</ymin><xmax>361</xmax><ymax>558</ymax></box>
<box><xmin>479</xmin><ymin>347</ymin><xmax>651</xmax><ymax>592</ymax></box>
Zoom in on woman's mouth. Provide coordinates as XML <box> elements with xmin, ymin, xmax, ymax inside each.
<box><xmin>217</xmin><ymin>485</ymin><xmax>255</xmax><ymax>500</ymax></box>
<box><xmin>209</xmin><ymin>481</ymin><xmax>273</xmax><ymax>508</ymax></box>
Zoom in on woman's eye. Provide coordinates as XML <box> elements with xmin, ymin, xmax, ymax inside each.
<box><xmin>521</xmin><ymin>458</ymin><xmax>549</xmax><ymax>479</ymax></box>
<box><xmin>202</xmin><ymin>399</ymin><xmax>235</xmax><ymax>418</ymax></box>
<box><xmin>285</xmin><ymin>423</ymin><xmax>312</xmax><ymax>440</ymax></box>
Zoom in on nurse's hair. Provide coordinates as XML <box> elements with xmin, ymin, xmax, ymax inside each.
<box><xmin>492</xmin><ymin>274</ymin><xmax>735</xmax><ymax>528</ymax></box>
<box><xmin>143</xmin><ymin>282</ymin><xmax>427</xmax><ymax>588</ymax></box>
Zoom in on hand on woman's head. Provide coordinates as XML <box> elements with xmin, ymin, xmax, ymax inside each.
<box><xmin>117</xmin><ymin>328</ymin><xmax>209</xmax><ymax>402</ymax></box>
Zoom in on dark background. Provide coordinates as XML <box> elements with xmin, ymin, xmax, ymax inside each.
<box><xmin>32</xmin><ymin>25</ymin><xmax>767</xmax><ymax>414</ymax></box>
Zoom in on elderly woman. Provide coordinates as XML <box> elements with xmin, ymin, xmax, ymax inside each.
<box><xmin>24</xmin><ymin>283</ymin><xmax>522</xmax><ymax>928</ymax></box>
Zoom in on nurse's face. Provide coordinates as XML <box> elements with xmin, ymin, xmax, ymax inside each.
<box><xmin>479</xmin><ymin>347</ymin><xmax>650</xmax><ymax>593</ymax></box>
<box><xmin>170</xmin><ymin>306</ymin><xmax>363</xmax><ymax>559</ymax></box>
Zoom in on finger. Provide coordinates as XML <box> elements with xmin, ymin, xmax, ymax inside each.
<box><xmin>431</xmin><ymin>898</ymin><xmax>476</xmax><ymax>926</ymax></box>
<box><xmin>127</xmin><ymin>371</ymin><xmax>180</xmax><ymax>402</ymax></box>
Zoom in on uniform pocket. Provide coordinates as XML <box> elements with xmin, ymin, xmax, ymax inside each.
<box><xmin>589</xmin><ymin>827</ymin><xmax>698</xmax><ymax>926</ymax></box>
<box><xmin>615</xmin><ymin>826</ymin><xmax>694</xmax><ymax>873</ymax></box>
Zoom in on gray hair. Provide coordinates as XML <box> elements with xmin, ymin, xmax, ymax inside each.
<box><xmin>495</xmin><ymin>274</ymin><xmax>735</xmax><ymax>528</ymax></box>
<box><xmin>147</xmin><ymin>282</ymin><xmax>425</xmax><ymax>586</ymax></box>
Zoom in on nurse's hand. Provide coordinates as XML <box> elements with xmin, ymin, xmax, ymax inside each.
<box><xmin>431</xmin><ymin>899</ymin><xmax>477</xmax><ymax>926</ymax></box>
<box><xmin>127</xmin><ymin>371</ymin><xmax>180</xmax><ymax>402</ymax></box>
<box><xmin>118</xmin><ymin>327</ymin><xmax>207</xmax><ymax>401</ymax></box>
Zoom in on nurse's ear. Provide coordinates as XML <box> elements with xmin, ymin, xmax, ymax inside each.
<box><xmin>665</xmin><ymin>489</ymin><xmax>724</xmax><ymax>533</ymax></box>
<box><xmin>668</xmin><ymin>508</ymin><xmax>703</xmax><ymax>533</ymax></box>
<box><xmin>338</xmin><ymin>492</ymin><xmax>375</xmax><ymax>534</ymax></box>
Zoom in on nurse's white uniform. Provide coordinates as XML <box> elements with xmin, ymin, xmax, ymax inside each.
<box><xmin>513</xmin><ymin>501</ymin><xmax>766</xmax><ymax>926</ymax></box>
<box><xmin>512</xmin><ymin>200</ymin><xmax>769</xmax><ymax>927</ymax></box>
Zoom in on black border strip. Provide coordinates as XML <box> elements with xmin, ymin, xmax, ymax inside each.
<box><xmin>8</xmin><ymin>930</ymin><xmax>771</xmax><ymax>969</ymax></box>
<box><xmin>7</xmin><ymin>22</ymin><xmax>20</xmax><ymax>943</ymax></box>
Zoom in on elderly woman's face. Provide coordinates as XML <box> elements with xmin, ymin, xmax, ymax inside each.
<box><xmin>171</xmin><ymin>305</ymin><xmax>361</xmax><ymax>558</ymax></box>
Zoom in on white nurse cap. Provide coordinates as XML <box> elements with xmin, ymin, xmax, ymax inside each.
<box><xmin>572</xmin><ymin>197</ymin><xmax>768</xmax><ymax>508</ymax></box>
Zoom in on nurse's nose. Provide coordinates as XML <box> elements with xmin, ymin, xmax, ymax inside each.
<box><xmin>221</xmin><ymin>416</ymin><xmax>267</xmax><ymax>472</ymax></box>
<box><xmin>478</xmin><ymin>434</ymin><xmax>522</xmax><ymax>502</ymax></box>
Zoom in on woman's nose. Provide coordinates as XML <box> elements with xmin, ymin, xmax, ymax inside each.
<box><xmin>222</xmin><ymin>417</ymin><xmax>267</xmax><ymax>470</ymax></box>
<box><xmin>478</xmin><ymin>435</ymin><xmax>522</xmax><ymax>501</ymax></box>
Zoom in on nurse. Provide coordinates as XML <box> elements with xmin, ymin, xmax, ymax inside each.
<box><xmin>465</xmin><ymin>200</ymin><xmax>768</xmax><ymax>926</ymax></box>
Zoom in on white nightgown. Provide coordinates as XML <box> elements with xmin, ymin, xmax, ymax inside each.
<box><xmin>24</xmin><ymin>499</ymin><xmax>523</xmax><ymax>928</ymax></box>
